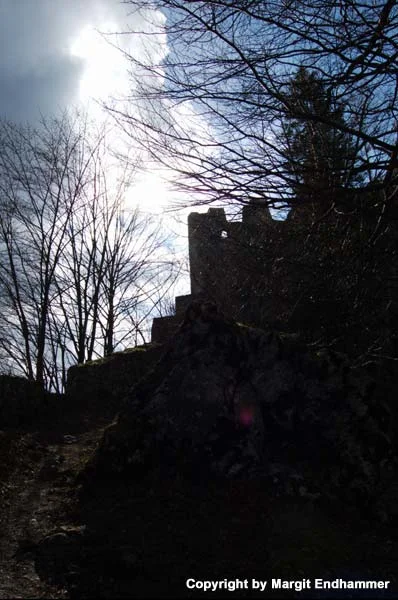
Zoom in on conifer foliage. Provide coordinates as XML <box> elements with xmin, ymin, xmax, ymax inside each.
<box><xmin>282</xmin><ymin>67</ymin><xmax>361</xmax><ymax>202</ymax></box>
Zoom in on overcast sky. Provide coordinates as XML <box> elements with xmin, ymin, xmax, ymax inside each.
<box><xmin>0</xmin><ymin>0</ymin><xmax>140</xmax><ymax>122</ymax></box>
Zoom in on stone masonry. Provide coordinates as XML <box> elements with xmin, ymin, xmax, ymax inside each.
<box><xmin>151</xmin><ymin>202</ymin><xmax>287</xmax><ymax>343</ymax></box>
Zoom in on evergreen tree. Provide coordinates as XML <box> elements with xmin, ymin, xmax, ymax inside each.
<box><xmin>283</xmin><ymin>67</ymin><xmax>360</xmax><ymax>204</ymax></box>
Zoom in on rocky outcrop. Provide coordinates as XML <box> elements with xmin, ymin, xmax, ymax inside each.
<box><xmin>90</xmin><ymin>302</ymin><xmax>392</xmax><ymax>506</ymax></box>
<box><xmin>32</xmin><ymin>303</ymin><xmax>394</xmax><ymax>598</ymax></box>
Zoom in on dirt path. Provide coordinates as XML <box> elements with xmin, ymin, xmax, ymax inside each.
<box><xmin>1</xmin><ymin>410</ymin><xmax>397</xmax><ymax>599</ymax></box>
<box><xmin>0</xmin><ymin>415</ymin><xmax>110</xmax><ymax>599</ymax></box>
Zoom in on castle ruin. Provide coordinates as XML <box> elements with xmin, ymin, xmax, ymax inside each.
<box><xmin>151</xmin><ymin>201</ymin><xmax>297</xmax><ymax>343</ymax></box>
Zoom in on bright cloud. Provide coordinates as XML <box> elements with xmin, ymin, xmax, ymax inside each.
<box><xmin>70</xmin><ymin>23</ymin><xmax>131</xmax><ymax>102</ymax></box>
<box><xmin>0</xmin><ymin>0</ymin><xmax>162</xmax><ymax>122</ymax></box>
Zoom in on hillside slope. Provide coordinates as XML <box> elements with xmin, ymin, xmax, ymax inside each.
<box><xmin>0</xmin><ymin>306</ymin><xmax>397</xmax><ymax>598</ymax></box>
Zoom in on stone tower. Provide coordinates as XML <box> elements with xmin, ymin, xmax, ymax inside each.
<box><xmin>151</xmin><ymin>202</ymin><xmax>282</xmax><ymax>342</ymax></box>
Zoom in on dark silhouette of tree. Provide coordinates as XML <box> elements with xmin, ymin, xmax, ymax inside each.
<box><xmin>0</xmin><ymin>114</ymin><xmax>93</xmax><ymax>388</ymax></box>
<box><xmin>282</xmin><ymin>67</ymin><xmax>362</xmax><ymax>206</ymax></box>
<box><xmin>0</xmin><ymin>114</ymin><xmax>179</xmax><ymax>392</ymax></box>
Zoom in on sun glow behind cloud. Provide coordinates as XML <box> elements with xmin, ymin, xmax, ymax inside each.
<box><xmin>69</xmin><ymin>19</ymin><xmax>171</xmax><ymax>215</ymax></box>
<box><xmin>68</xmin><ymin>7</ymin><xmax>209</xmax><ymax>222</ymax></box>
<box><xmin>70</xmin><ymin>23</ymin><xmax>130</xmax><ymax>103</ymax></box>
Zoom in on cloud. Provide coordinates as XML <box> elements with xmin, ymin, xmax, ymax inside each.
<box><xmin>0</xmin><ymin>0</ymin><xmax>137</xmax><ymax>122</ymax></box>
<box><xmin>0</xmin><ymin>58</ymin><xmax>83</xmax><ymax>123</ymax></box>
<box><xmin>0</xmin><ymin>0</ymin><xmax>186</xmax><ymax>215</ymax></box>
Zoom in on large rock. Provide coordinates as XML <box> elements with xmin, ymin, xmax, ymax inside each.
<box><xmin>59</xmin><ymin>304</ymin><xmax>396</xmax><ymax>597</ymax></box>
<box><xmin>90</xmin><ymin>302</ymin><xmax>392</xmax><ymax>505</ymax></box>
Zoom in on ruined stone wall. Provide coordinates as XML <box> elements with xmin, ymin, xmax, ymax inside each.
<box><xmin>66</xmin><ymin>344</ymin><xmax>164</xmax><ymax>416</ymax></box>
<box><xmin>188</xmin><ymin>208</ymin><xmax>230</xmax><ymax>297</ymax></box>
<box><xmin>186</xmin><ymin>203</ymin><xmax>289</xmax><ymax>326</ymax></box>
<box><xmin>152</xmin><ymin>194</ymin><xmax>397</xmax><ymax>348</ymax></box>
<box><xmin>0</xmin><ymin>375</ymin><xmax>65</xmax><ymax>427</ymax></box>
<box><xmin>151</xmin><ymin>202</ymin><xmax>293</xmax><ymax>342</ymax></box>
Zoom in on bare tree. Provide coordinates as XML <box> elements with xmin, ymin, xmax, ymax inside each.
<box><xmin>0</xmin><ymin>115</ymin><xmax>180</xmax><ymax>391</ymax></box>
<box><xmin>0</xmin><ymin>114</ymin><xmax>97</xmax><ymax>387</ymax></box>
<box><xmin>110</xmin><ymin>0</ymin><xmax>398</xmax><ymax>214</ymax></box>
<box><xmin>54</xmin><ymin>141</ymin><xmax>178</xmax><ymax>366</ymax></box>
